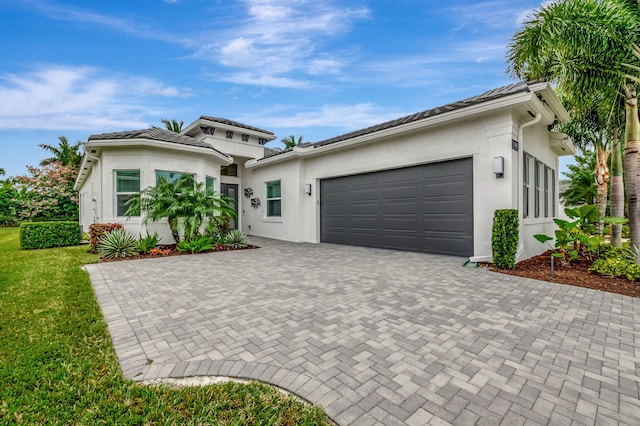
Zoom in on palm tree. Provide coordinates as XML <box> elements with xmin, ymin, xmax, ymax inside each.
<box><xmin>0</xmin><ymin>168</ymin><xmax>4</xmax><ymax>176</ymax></box>
<box><xmin>506</xmin><ymin>0</ymin><xmax>640</xmax><ymax>248</ymax></box>
<box><xmin>281</xmin><ymin>135</ymin><xmax>303</xmax><ymax>149</ymax></box>
<box><xmin>561</xmin><ymin>150</ymin><xmax>598</xmax><ymax>207</ymax></box>
<box><xmin>124</xmin><ymin>175</ymin><xmax>236</xmax><ymax>243</ymax></box>
<box><xmin>161</xmin><ymin>118</ymin><xmax>183</xmax><ymax>133</ymax></box>
<box><xmin>39</xmin><ymin>136</ymin><xmax>82</xmax><ymax>170</ymax></box>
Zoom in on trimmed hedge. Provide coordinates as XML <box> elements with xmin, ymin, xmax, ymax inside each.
<box><xmin>491</xmin><ymin>209</ymin><xmax>519</xmax><ymax>270</ymax></box>
<box><xmin>19</xmin><ymin>221</ymin><xmax>81</xmax><ymax>249</ymax></box>
<box><xmin>88</xmin><ymin>223</ymin><xmax>124</xmax><ymax>252</ymax></box>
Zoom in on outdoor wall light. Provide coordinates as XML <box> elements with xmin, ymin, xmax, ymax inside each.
<box><xmin>304</xmin><ymin>183</ymin><xmax>312</xmax><ymax>195</ymax></box>
<box><xmin>493</xmin><ymin>156</ymin><xmax>504</xmax><ymax>178</ymax></box>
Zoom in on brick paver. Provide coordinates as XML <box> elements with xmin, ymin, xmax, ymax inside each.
<box><xmin>85</xmin><ymin>237</ymin><xmax>640</xmax><ymax>425</ymax></box>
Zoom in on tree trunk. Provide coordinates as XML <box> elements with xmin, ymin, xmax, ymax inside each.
<box><xmin>624</xmin><ymin>85</ymin><xmax>640</xmax><ymax>255</ymax></box>
<box><xmin>595</xmin><ymin>143</ymin><xmax>610</xmax><ymax>236</ymax></box>
<box><xmin>611</xmin><ymin>134</ymin><xmax>624</xmax><ymax>248</ymax></box>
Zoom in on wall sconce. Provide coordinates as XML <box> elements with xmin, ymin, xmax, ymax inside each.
<box><xmin>304</xmin><ymin>183</ymin><xmax>312</xmax><ymax>195</ymax></box>
<box><xmin>493</xmin><ymin>156</ymin><xmax>504</xmax><ymax>178</ymax></box>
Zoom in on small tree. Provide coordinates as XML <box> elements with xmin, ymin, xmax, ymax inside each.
<box><xmin>14</xmin><ymin>162</ymin><xmax>79</xmax><ymax>221</ymax></box>
<box><xmin>125</xmin><ymin>175</ymin><xmax>236</xmax><ymax>243</ymax></box>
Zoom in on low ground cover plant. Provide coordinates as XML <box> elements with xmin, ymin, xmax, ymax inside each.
<box><xmin>0</xmin><ymin>227</ymin><xmax>329</xmax><ymax>424</ymax></box>
<box><xmin>136</xmin><ymin>232</ymin><xmax>160</xmax><ymax>254</ymax></box>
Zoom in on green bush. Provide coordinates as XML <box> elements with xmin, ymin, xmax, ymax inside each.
<box><xmin>97</xmin><ymin>229</ymin><xmax>139</xmax><ymax>259</ymax></box>
<box><xmin>136</xmin><ymin>232</ymin><xmax>160</xmax><ymax>254</ymax></box>
<box><xmin>19</xmin><ymin>221</ymin><xmax>81</xmax><ymax>249</ymax></box>
<box><xmin>225</xmin><ymin>229</ymin><xmax>248</xmax><ymax>249</ymax></box>
<box><xmin>177</xmin><ymin>236</ymin><xmax>215</xmax><ymax>253</ymax></box>
<box><xmin>0</xmin><ymin>214</ymin><xmax>18</xmax><ymax>227</ymax></box>
<box><xmin>491</xmin><ymin>209</ymin><xmax>519</xmax><ymax>269</ymax></box>
<box><xmin>589</xmin><ymin>257</ymin><xmax>640</xmax><ymax>281</ymax></box>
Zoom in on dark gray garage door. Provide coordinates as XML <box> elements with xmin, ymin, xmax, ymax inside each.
<box><xmin>320</xmin><ymin>158</ymin><xmax>473</xmax><ymax>257</ymax></box>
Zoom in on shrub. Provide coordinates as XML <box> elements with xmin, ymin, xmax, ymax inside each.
<box><xmin>97</xmin><ymin>229</ymin><xmax>139</xmax><ymax>259</ymax></box>
<box><xmin>19</xmin><ymin>221</ymin><xmax>81</xmax><ymax>249</ymax></box>
<box><xmin>491</xmin><ymin>209</ymin><xmax>519</xmax><ymax>269</ymax></box>
<box><xmin>136</xmin><ymin>232</ymin><xmax>160</xmax><ymax>254</ymax></box>
<box><xmin>589</xmin><ymin>257</ymin><xmax>640</xmax><ymax>281</ymax></box>
<box><xmin>89</xmin><ymin>223</ymin><xmax>124</xmax><ymax>252</ymax></box>
<box><xmin>177</xmin><ymin>236</ymin><xmax>215</xmax><ymax>253</ymax></box>
<box><xmin>225</xmin><ymin>229</ymin><xmax>248</xmax><ymax>249</ymax></box>
<box><xmin>0</xmin><ymin>214</ymin><xmax>18</xmax><ymax>227</ymax></box>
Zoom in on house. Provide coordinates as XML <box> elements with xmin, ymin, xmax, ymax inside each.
<box><xmin>74</xmin><ymin>81</ymin><xmax>575</xmax><ymax>262</ymax></box>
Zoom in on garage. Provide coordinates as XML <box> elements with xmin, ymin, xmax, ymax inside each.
<box><xmin>320</xmin><ymin>157</ymin><xmax>473</xmax><ymax>257</ymax></box>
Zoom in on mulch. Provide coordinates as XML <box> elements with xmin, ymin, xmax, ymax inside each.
<box><xmin>485</xmin><ymin>249</ymin><xmax>640</xmax><ymax>298</ymax></box>
<box><xmin>97</xmin><ymin>244</ymin><xmax>259</xmax><ymax>263</ymax></box>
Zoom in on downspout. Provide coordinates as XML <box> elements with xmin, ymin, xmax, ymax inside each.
<box><xmin>468</xmin><ymin>112</ymin><xmax>542</xmax><ymax>264</ymax></box>
<box><xmin>515</xmin><ymin>113</ymin><xmax>542</xmax><ymax>260</ymax></box>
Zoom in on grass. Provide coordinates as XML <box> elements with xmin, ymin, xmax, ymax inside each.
<box><xmin>0</xmin><ymin>227</ymin><xmax>330</xmax><ymax>425</ymax></box>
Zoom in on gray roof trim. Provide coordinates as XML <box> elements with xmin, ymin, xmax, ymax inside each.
<box><xmin>87</xmin><ymin>127</ymin><xmax>229</xmax><ymax>158</ymax></box>
<box><xmin>199</xmin><ymin>116</ymin><xmax>275</xmax><ymax>136</ymax></box>
<box><xmin>311</xmin><ymin>81</ymin><xmax>531</xmax><ymax>149</ymax></box>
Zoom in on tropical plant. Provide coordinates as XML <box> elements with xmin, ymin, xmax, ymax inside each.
<box><xmin>176</xmin><ymin>236</ymin><xmax>215</xmax><ymax>253</ymax></box>
<box><xmin>96</xmin><ymin>229</ymin><xmax>139</xmax><ymax>259</ymax></box>
<box><xmin>124</xmin><ymin>175</ymin><xmax>236</xmax><ymax>243</ymax></box>
<box><xmin>225</xmin><ymin>229</ymin><xmax>248</xmax><ymax>249</ymax></box>
<box><xmin>161</xmin><ymin>118</ymin><xmax>183</xmax><ymax>133</ymax></box>
<box><xmin>39</xmin><ymin>136</ymin><xmax>82</xmax><ymax>170</ymax></box>
<box><xmin>281</xmin><ymin>134</ymin><xmax>304</xmax><ymax>149</ymax></box>
<box><xmin>534</xmin><ymin>205</ymin><xmax>603</xmax><ymax>265</ymax></box>
<box><xmin>136</xmin><ymin>232</ymin><xmax>160</xmax><ymax>254</ymax></box>
<box><xmin>506</xmin><ymin>0</ymin><xmax>640</xmax><ymax>249</ymax></box>
<box><xmin>561</xmin><ymin>150</ymin><xmax>598</xmax><ymax>207</ymax></box>
<box><xmin>0</xmin><ymin>168</ymin><xmax>4</xmax><ymax>176</ymax></box>
<box><xmin>88</xmin><ymin>223</ymin><xmax>124</xmax><ymax>252</ymax></box>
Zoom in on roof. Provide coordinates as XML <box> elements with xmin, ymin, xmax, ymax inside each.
<box><xmin>199</xmin><ymin>116</ymin><xmax>275</xmax><ymax>135</ymax></box>
<box><xmin>311</xmin><ymin>81</ymin><xmax>531</xmax><ymax>148</ymax></box>
<box><xmin>88</xmin><ymin>127</ymin><xmax>227</xmax><ymax>155</ymax></box>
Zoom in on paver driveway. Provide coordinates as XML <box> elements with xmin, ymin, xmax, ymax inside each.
<box><xmin>86</xmin><ymin>237</ymin><xmax>640</xmax><ymax>425</ymax></box>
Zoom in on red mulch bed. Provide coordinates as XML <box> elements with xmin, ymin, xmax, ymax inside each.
<box><xmin>485</xmin><ymin>250</ymin><xmax>640</xmax><ymax>298</ymax></box>
<box><xmin>97</xmin><ymin>244</ymin><xmax>259</xmax><ymax>263</ymax></box>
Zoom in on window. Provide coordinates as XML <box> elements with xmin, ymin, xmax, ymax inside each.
<box><xmin>551</xmin><ymin>169</ymin><xmax>556</xmax><ymax>217</ymax></box>
<box><xmin>206</xmin><ymin>175</ymin><xmax>215</xmax><ymax>192</ymax></box>
<box><xmin>226</xmin><ymin>130</ymin><xmax>234</xmax><ymax>139</ymax></box>
<box><xmin>258</xmin><ymin>138</ymin><xmax>268</xmax><ymax>145</ymax></box>
<box><xmin>155</xmin><ymin>170</ymin><xmax>194</xmax><ymax>185</ymax></box>
<box><xmin>221</xmin><ymin>164</ymin><xmax>238</xmax><ymax>177</ymax></box>
<box><xmin>115</xmin><ymin>170</ymin><xmax>140</xmax><ymax>216</ymax></box>
<box><xmin>544</xmin><ymin>165</ymin><xmax>550</xmax><ymax>217</ymax></box>
<box><xmin>523</xmin><ymin>154</ymin><xmax>531</xmax><ymax>218</ymax></box>
<box><xmin>534</xmin><ymin>159</ymin><xmax>541</xmax><ymax>218</ymax></box>
<box><xmin>241</xmin><ymin>134</ymin><xmax>250</xmax><ymax>142</ymax></box>
<box><xmin>266</xmin><ymin>180</ymin><xmax>281</xmax><ymax>217</ymax></box>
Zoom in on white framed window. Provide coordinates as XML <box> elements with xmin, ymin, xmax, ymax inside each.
<box><xmin>115</xmin><ymin>170</ymin><xmax>140</xmax><ymax>216</ymax></box>
<box><xmin>523</xmin><ymin>153</ymin><xmax>556</xmax><ymax>219</ymax></box>
<box><xmin>155</xmin><ymin>170</ymin><xmax>194</xmax><ymax>185</ymax></box>
<box><xmin>523</xmin><ymin>153</ymin><xmax>531</xmax><ymax>218</ymax></box>
<box><xmin>206</xmin><ymin>175</ymin><xmax>215</xmax><ymax>192</ymax></box>
<box><xmin>534</xmin><ymin>159</ymin><xmax>541</xmax><ymax>218</ymax></box>
<box><xmin>266</xmin><ymin>180</ymin><xmax>281</xmax><ymax>217</ymax></box>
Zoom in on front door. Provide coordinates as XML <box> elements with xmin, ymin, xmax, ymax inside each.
<box><xmin>221</xmin><ymin>183</ymin><xmax>238</xmax><ymax>230</ymax></box>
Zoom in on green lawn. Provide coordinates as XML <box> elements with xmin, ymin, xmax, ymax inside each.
<box><xmin>0</xmin><ymin>227</ymin><xmax>329</xmax><ymax>425</ymax></box>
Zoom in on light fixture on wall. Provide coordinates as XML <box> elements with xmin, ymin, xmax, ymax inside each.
<box><xmin>493</xmin><ymin>156</ymin><xmax>504</xmax><ymax>178</ymax></box>
<box><xmin>304</xmin><ymin>183</ymin><xmax>312</xmax><ymax>195</ymax></box>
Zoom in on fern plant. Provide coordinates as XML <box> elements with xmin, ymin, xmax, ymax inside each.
<box><xmin>225</xmin><ymin>229</ymin><xmax>248</xmax><ymax>249</ymax></box>
<box><xmin>97</xmin><ymin>229</ymin><xmax>139</xmax><ymax>259</ymax></box>
<box><xmin>137</xmin><ymin>232</ymin><xmax>160</xmax><ymax>254</ymax></box>
<box><xmin>177</xmin><ymin>236</ymin><xmax>215</xmax><ymax>253</ymax></box>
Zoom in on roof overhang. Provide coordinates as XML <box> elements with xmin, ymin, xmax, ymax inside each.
<box><xmin>182</xmin><ymin>117</ymin><xmax>277</xmax><ymax>142</ymax></box>
<box><xmin>247</xmin><ymin>84</ymin><xmax>569</xmax><ymax>169</ymax></box>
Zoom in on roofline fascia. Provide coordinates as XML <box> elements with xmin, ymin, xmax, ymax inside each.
<box><xmin>182</xmin><ymin>118</ymin><xmax>277</xmax><ymax>140</ymax></box>
<box><xmin>247</xmin><ymin>90</ymin><xmax>539</xmax><ymax>169</ymax></box>
<box><xmin>528</xmin><ymin>82</ymin><xmax>570</xmax><ymax>123</ymax></box>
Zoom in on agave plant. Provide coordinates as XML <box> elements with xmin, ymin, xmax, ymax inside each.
<box><xmin>225</xmin><ymin>229</ymin><xmax>248</xmax><ymax>249</ymax></box>
<box><xmin>97</xmin><ymin>229</ymin><xmax>139</xmax><ymax>259</ymax></box>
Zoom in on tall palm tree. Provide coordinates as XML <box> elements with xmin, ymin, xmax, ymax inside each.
<box><xmin>281</xmin><ymin>135</ymin><xmax>303</xmax><ymax>149</ymax></box>
<box><xmin>161</xmin><ymin>118</ymin><xmax>183</xmax><ymax>133</ymax></box>
<box><xmin>506</xmin><ymin>0</ymin><xmax>640</xmax><ymax>248</ymax></box>
<box><xmin>39</xmin><ymin>136</ymin><xmax>82</xmax><ymax>170</ymax></box>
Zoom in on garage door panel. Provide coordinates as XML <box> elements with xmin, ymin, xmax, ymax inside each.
<box><xmin>321</xmin><ymin>158</ymin><xmax>473</xmax><ymax>257</ymax></box>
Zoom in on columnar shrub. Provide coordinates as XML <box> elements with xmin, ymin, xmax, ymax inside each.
<box><xmin>19</xmin><ymin>221</ymin><xmax>81</xmax><ymax>249</ymax></box>
<box><xmin>491</xmin><ymin>209</ymin><xmax>519</xmax><ymax>269</ymax></box>
<box><xmin>89</xmin><ymin>223</ymin><xmax>124</xmax><ymax>251</ymax></box>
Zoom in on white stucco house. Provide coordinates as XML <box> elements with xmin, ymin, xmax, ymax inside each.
<box><xmin>74</xmin><ymin>81</ymin><xmax>575</xmax><ymax>262</ymax></box>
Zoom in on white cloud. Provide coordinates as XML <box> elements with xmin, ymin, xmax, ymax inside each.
<box><xmin>246</xmin><ymin>103</ymin><xmax>406</xmax><ymax>130</ymax></box>
<box><xmin>445</xmin><ymin>1</ymin><xmax>536</xmax><ymax>30</ymax></box>
<box><xmin>0</xmin><ymin>65</ymin><xmax>186</xmax><ymax>130</ymax></box>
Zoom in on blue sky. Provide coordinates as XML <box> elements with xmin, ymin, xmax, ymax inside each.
<box><xmin>0</xmin><ymin>0</ymin><xmax>553</xmax><ymax>177</ymax></box>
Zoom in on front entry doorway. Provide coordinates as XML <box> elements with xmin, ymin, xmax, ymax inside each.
<box><xmin>221</xmin><ymin>183</ymin><xmax>238</xmax><ymax>230</ymax></box>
